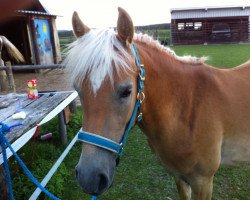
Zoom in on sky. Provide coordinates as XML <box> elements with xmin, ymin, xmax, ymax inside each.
<box><xmin>40</xmin><ymin>0</ymin><xmax>250</xmax><ymax>30</ymax></box>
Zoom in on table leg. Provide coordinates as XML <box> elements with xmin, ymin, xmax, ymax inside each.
<box><xmin>58</xmin><ymin>111</ymin><xmax>67</xmax><ymax>146</ymax></box>
<box><xmin>69</xmin><ymin>100</ymin><xmax>77</xmax><ymax>113</ymax></box>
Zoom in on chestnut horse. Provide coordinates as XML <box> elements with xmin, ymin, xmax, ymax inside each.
<box><xmin>65</xmin><ymin>8</ymin><xmax>250</xmax><ymax>200</ymax></box>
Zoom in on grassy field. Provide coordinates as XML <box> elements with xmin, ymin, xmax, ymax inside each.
<box><xmin>8</xmin><ymin>42</ymin><xmax>250</xmax><ymax>199</ymax></box>
<box><xmin>173</xmin><ymin>44</ymin><xmax>250</xmax><ymax>68</ymax></box>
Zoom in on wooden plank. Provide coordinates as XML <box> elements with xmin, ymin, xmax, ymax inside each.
<box><xmin>0</xmin><ymin>94</ymin><xmax>31</xmax><ymax>122</ymax></box>
<box><xmin>0</xmin><ymin>64</ymin><xmax>65</xmax><ymax>71</ymax></box>
<box><xmin>51</xmin><ymin>18</ymin><xmax>62</xmax><ymax>64</ymax></box>
<box><xmin>2</xmin><ymin>92</ymin><xmax>72</xmax><ymax>143</ymax></box>
<box><xmin>26</xmin><ymin>21</ymin><xmax>35</xmax><ymax>64</ymax></box>
<box><xmin>0</xmin><ymin>94</ymin><xmax>47</xmax><ymax>122</ymax></box>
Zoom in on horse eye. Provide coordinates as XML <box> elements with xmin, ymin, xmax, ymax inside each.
<box><xmin>120</xmin><ymin>88</ymin><xmax>132</xmax><ymax>98</ymax></box>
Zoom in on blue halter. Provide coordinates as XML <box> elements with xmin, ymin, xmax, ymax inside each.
<box><xmin>77</xmin><ymin>43</ymin><xmax>145</xmax><ymax>163</ymax></box>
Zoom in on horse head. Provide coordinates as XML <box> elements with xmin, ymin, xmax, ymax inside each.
<box><xmin>67</xmin><ymin>8</ymin><xmax>139</xmax><ymax>195</ymax></box>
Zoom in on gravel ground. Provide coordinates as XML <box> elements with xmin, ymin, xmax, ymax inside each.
<box><xmin>0</xmin><ymin>69</ymin><xmax>81</xmax><ymax>104</ymax></box>
<box><xmin>1</xmin><ymin>69</ymin><xmax>73</xmax><ymax>93</ymax></box>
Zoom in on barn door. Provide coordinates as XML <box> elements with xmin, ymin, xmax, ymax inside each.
<box><xmin>33</xmin><ymin>18</ymin><xmax>54</xmax><ymax>65</ymax></box>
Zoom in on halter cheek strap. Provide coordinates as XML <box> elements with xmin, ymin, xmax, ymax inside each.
<box><xmin>77</xmin><ymin>43</ymin><xmax>145</xmax><ymax>163</ymax></box>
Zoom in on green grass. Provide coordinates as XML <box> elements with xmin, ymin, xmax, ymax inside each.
<box><xmin>173</xmin><ymin>44</ymin><xmax>250</xmax><ymax>68</ymax></box>
<box><xmin>9</xmin><ymin>109</ymin><xmax>250</xmax><ymax>200</ymax></box>
<box><xmin>7</xmin><ymin>41</ymin><xmax>250</xmax><ymax>199</ymax></box>
<box><xmin>59</xmin><ymin>36</ymin><xmax>76</xmax><ymax>51</ymax></box>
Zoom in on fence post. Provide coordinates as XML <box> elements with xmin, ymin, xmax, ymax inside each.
<box><xmin>0</xmin><ymin>69</ymin><xmax>8</xmax><ymax>92</ymax></box>
<box><xmin>5</xmin><ymin>62</ymin><xmax>16</xmax><ymax>93</ymax></box>
<box><xmin>69</xmin><ymin>100</ymin><xmax>77</xmax><ymax>113</ymax></box>
<box><xmin>0</xmin><ymin>38</ymin><xmax>8</xmax><ymax>92</ymax></box>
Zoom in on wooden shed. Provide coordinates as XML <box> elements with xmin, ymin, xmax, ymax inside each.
<box><xmin>170</xmin><ymin>6</ymin><xmax>250</xmax><ymax>45</ymax></box>
<box><xmin>0</xmin><ymin>0</ymin><xmax>61</xmax><ymax>65</ymax></box>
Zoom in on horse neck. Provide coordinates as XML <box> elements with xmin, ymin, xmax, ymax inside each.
<box><xmin>135</xmin><ymin>41</ymin><xmax>209</xmax><ymax>133</ymax></box>
<box><xmin>136</xmin><ymin>41</ymin><xmax>190</xmax><ymax>97</ymax></box>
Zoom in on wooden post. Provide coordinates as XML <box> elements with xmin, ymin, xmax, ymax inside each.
<box><xmin>0</xmin><ymin>69</ymin><xmax>8</xmax><ymax>92</ymax></box>
<box><xmin>0</xmin><ymin>35</ymin><xmax>9</xmax><ymax>193</ymax></box>
<box><xmin>0</xmin><ymin>38</ymin><xmax>8</xmax><ymax>92</ymax></box>
<box><xmin>0</xmin><ymin>166</ymin><xmax>8</xmax><ymax>200</ymax></box>
<box><xmin>5</xmin><ymin>62</ymin><xmax>16</xmax><ymax>93</ymax></box>
<box><xmin>58</xmin><ymin>111</ymin><xmax>67</xmax><ymax>146</ymax></box>
<box><xmin>69</xmin><ymin>100</ymin><xmax>77</xmax><ymax>113</ymax></box>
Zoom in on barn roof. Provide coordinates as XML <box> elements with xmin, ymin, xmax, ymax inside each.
<box><xmin>15</xmin><ymin>0</ymin><xmax>57</xmax><ymax>17</ymax></box>
<box><xmin>16</xmin><ymin>10</ymin><xmax>57</xmax><ymax>17</ymax></box>
<box><xmin>171</xmin><ymin>5</ymin><xmax>250</xmax><ymax>19</ymax></box>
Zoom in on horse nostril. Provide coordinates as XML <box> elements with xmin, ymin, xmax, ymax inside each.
<box><xmin>98</xmin><ymin>174</ymin><xmax>108</xmax><ymax>192</ymax></box>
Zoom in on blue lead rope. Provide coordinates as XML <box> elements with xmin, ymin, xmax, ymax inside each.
<box><xmin>91</xmin><ymin>195</ymin><xmax>98</xmax><ymax>200</ymax></box>
<box><xmin>0</xmin><ymin>122</ymin><xmax>60</xmax><ymax>200</ymax></box>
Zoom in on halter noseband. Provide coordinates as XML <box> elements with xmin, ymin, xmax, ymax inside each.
<box><xmin>77</xmin><ymin>43</ymin><xmax>145</xmax><ymax>164</ymax></box>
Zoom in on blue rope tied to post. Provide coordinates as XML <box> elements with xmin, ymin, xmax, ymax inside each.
<box><xmin>0</xmin><ymin>122</ymin><xmax>60</xmax><ymax>200</ymax></box>
<box><xmin>91</xmin><ymin>195</ymin><xmax>98</xmax><ymax>200</ymax></box>
<box><xmin>0</xmin><ymin>122</ymin><xmax>22</xmax><ymax>200</ymax></box>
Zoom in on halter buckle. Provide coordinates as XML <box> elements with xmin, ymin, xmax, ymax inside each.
<box><xmin>139</xmin><ymin>74</ymin><xmax>145</xmax><ymax>81</ymax></box>
<box><xmin>137</xmin><ymin>92</ymin><xmax>145</xmax><ymax>104</ymax></box>
<box><xmin>137</xmin><ymin>113</ymin><xmax>143</xmax><ymax>122</ymax></box>
<box><xmin>139</xmin><ymin>65</ymin><xmax>145</xmax><ymax>81</ymax></box>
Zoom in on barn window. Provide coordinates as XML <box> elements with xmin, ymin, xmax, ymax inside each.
<box><xmin>185</xmin><ymin>22</ymin><xmax>193</xmax><ymax>27</ymax></box>
<box><xmin>194</xmin><ymin>22</ymin><xmax>202</xmax><ymax>30</ymax></box>
<box><xmin>178</xmin><ymin>23</ymin><xmax>185</xmax><ymax>30</ymax></box>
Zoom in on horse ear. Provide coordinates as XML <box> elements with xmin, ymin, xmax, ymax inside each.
<box><xmin>72</xmin><ymin>11</ymin><xmax>90</xmax><ymax>38</ymax></box>
<box><xmin>117</xmin><ymin>7</ymin><xmax>134</xmax><ymax>44</ymax></box>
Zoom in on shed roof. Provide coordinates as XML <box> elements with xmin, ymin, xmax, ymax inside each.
<box><xmin>16</xmin><ymin>10</ymin><xmax>57</xmax><ymax>17</ymax></box>
<box><xmin>171</xmin><ymin>5</ymin><xmax>250</xmax><ymax>19</ymax></box>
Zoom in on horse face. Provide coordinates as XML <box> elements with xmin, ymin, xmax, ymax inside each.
<box><xmin>76</xmin><ymin>70</ymin><xmax>137</xmax><ymax>194</ymax></box>
<box><xmin>72</xmin><ymin>8</ymin><xmax>136</xmax><ymax>195</ymax></box>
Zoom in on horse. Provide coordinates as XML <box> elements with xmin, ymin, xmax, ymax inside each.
<box><xmin>0</xmin><ymin>35</ymin><xmax>24</xmax><ymax>64</ymax></box>
<box><xmin>64</xmin><ymin>7</ymin><xmax>250</xmax><ymax>200</ymax></box>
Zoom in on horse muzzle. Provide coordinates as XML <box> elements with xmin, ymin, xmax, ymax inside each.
<box><xmin>75</xmin><ymin>148</ymin><xmax>116</xmax><ymax>195</ymax></box>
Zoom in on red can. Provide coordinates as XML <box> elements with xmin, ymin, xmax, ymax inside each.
<box><xmin>27</xmin><ymin>79</ymin><xmax>39</xmax><ymax>99</ymax></box>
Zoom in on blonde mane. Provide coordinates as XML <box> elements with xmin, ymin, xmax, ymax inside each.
<box><xmin>64</xmin><ymin>29</ymin><xmax>207</xmax><ymax>93</ymax></box>
<box><xmin>64</xmin><ymin>28</ymin><xmax>132</xmax><ymax>93</ymax></box>
<box><xmin>134</xmin><ymin>33</ymin><xmax>207</xmax><ymax>64</ymax></box>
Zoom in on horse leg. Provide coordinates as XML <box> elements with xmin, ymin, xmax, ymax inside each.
<box><xmin>175</xmin><ymin>177</ymin><xmax>191</xmax><ymax>200</ymax></box>
<box><xmin>190</xmin><ymin>176</ymin><xmax>214</xmax><ymax>200</ymax></box>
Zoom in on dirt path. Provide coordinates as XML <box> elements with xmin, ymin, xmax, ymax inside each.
<box><xmin>0</xmin><ymin>69</ymin><xmax>81</xmax><ymax>104</ymax></box>
<box><xmin>1</xmin><ymin>69</ymin><xmax>73</xmax><ymax>94</ymax></box>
